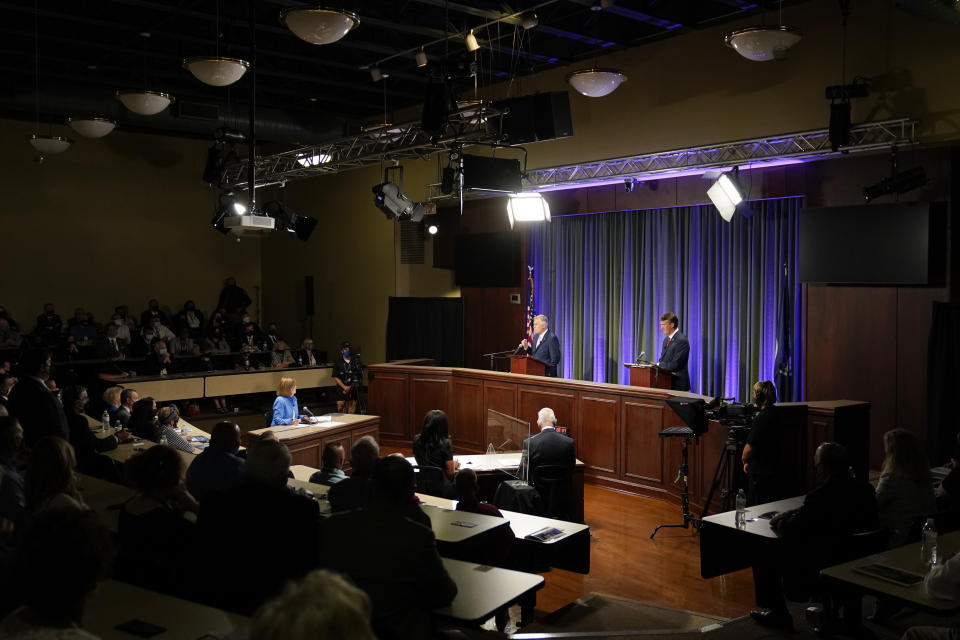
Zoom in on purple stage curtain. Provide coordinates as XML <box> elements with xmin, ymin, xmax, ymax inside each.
<box><xmin>526</xmin><ymin>197</ymin><xmax>803</xmax><ymax>402</ymax></box>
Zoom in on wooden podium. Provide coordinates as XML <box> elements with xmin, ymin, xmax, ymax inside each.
<box><xmin>624</xmin><ymin>363</ymin><xmax>673</xmax><ymax>390</ymax></box>
<box><xmin>510</xmin><ymin>354</ymin><xmax>547</xmax><ymax>376</ymax></box>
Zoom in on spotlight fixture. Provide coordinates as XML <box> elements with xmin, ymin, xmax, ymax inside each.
<box><xmin>370</xmin><ymin>66</ymin><xmax>384</xmax><ymax>82</ymax></box>
<box><xmin>506</xmin><ymin>193</ymin><xmax>551</xmax><ymax>229</ymax></box>
<box><xmin>115</xmin><ymin>90</ymin><xmax>175</xmax><ymax>115</ymax></box>
<box><xmin>279</xmin><ymin>7</ymin><xmax>360</xmax><ymax>45</ymax></box>
<box><xmin>706</xmin><ymin>169</ymin><xmax>746</xmax><ymax>222</ymax></box>
<box><xmin>262</xmin><ymin>200</ymin><xmax>319</xmax><ymax>241</ymax></box>
<box><xmin>465</xmin><ymin>29</ymin><xmax>480</xmax><ymax>52</ymax></box>
<box><xmin>724</xmin><ymin>26</ymin><xmax>801</xmax><ymax>61</ymax></box>
<box><xmin>66</xmin><ymin>117</ymin><xmax>116</xmax><ymax>138</ymax></box>
<box><xmin>521</xmin><ymin>12</ymin><xmax>539</xmax><ymax>29</ymax></box>
<box><xmin>427</xmin><ymin>223</ymin><xmax>439</xmax><ymax>235</ymax></box>
<box><xmin>212</xmin><ymin>192</ymin><xmax>252</xmax><ymax>235</ymax></box>
<box><xmin>863</xmin><ymin>148</ymin><xmax>928</xmax><ymax>202</ymax></box>
<box><xmin>182</xmin><ymin>56</ymin><xmax>250</xmax><ymax>87</ymax></box>
<box><xmin>829</xmin><ymin>100</ymin><xmax>851</xmax><ymax>152</ymax></box>
<box><xmin>373</xmin><ymin>182</ymin><xmax>425</xmax><ymax>221</ymax></box>
<box><xmin>566</xmin><ymin>69</ymin><xmax>627</xmax><ymax>97</ymax></box>
<box><xmin>28</xmin><ymin>134</ymin><xmax>72</xmax><ymax>155</ymax></box>
<box><xmin>415</xmin><ymin>48</ymin><xmax>428</xmax><ymax>68</ymax></box>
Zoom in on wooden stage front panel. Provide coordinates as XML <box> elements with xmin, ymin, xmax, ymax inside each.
<box><xmin>368</xmin><ymin>364</ymin><xmax>870</xmax><ymax>511</ymax></box>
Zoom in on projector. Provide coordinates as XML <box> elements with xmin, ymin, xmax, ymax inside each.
<box><xmin>373</xmin><ymin>182</ymin><xmax>425</xmax><ymax>222</ymax></box>
<box><xmin>223</xmin><ymin>214</ymin><xmax>277</xmax><ymax>233</ymax></box>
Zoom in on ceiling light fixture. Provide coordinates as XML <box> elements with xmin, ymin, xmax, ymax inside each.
<box><xmin>415</xmin><ymin>47</ymin><xmax>428</xmax><ymax>68</ymax></box>
<box><xmin>29</xmin><ymin>0</ymin><xmax>71</xmax><ymax>157</ymax></box>
<box><xmin>373</xmin><ymin>166</ymin><xmax>425</xmax><ymax>222</ymax></box>
<box><xmin>521</xmin><ymin>11</ymin><xmax>539</xmax><ymax>29</ymax></box>
<box><xmin>370</xmin><ymin>66</ymin><xmax>384</xmax><ymax>82</ymax></box>
<box><xmin>706</xmin><ymin>169</ymin><xmax>746</xmax><ymax>222</ymax></box>
<box><xmin>183</xmin><ymin>56</ymin><xmax>250</xmax><ymax>86</ymax></box>
<box><xmin>507</xmin><ymin>193</ymin><xmax>551</xmax><ymax>229</ymax></box>
<box><xmin>465</xmin><ymin>29</ymin><xmax>480</xmax><ymax>52</ymax></box>
<box><xmin>115</xmin><ymin>90</ymin><xmax>175</xmax><ymax>115</ymax></box>
<box><xmin>29</xmin><ymin>134</ymin><xmax>72</xmax><ymax>155</ymax></box>
<box><xmin>280</xmin><ymin>7</ymin><xmax>360</xmax><ymax>45</ymax></box>
<box><xmin>724</xmin><ymin>1</ymin><xmax>801</xmax><ymax>62</ymax></box>
<box><xmin>65</xmin><ymin>117</ymin><xmax>117</xmax><ymax>138</ymax></box>
<box><xmin>427</xmin><ymin>223</ymin><xmax>439</xmax><ymax>235</ymax></box>
<box><xmin>566</xmin><ymin>68</ymin><xmax>627</xmax><ymax>97</ymax></box>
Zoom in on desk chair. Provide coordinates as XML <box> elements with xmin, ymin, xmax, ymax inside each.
<box><xmin>532</xmin><ymin>464</ymin><xmax>572</xmax><ymax>521</ymax></box>
<box><xmin>413</xmin><ymin>465</ymin><xmax>450</xmax><ymax>498</ymax></box>
<box><xmin>811</xmin><ymin>528</ymin><xmax>890</xmax><ymax>635</ymax></box>
<box><xmin>263</xmin><ymin>409</ymin><xmax>273</xmax><ymax>427</ymax></box>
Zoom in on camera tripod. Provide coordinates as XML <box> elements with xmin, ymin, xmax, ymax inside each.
<box><xmin>650</xmin><ymin>430</ymin><xmax>699</xmax><ymax>538</ymax></box>
<box><xmin>700</xmin><ymin>425</ymin><xmax>744</xmax><ymax>521</ymax></box>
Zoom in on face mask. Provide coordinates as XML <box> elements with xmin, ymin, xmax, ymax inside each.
<box><xmin>152</xmin><ymin>322</ymin><xmax>161</xmax><ymax>328</ymax></box>
<box><xmin>342</xmin><ymin>350</ymin><xmax>350</xmax><ymax>357</ymax></box>
<box><xmin>45</xmin><ymin>310</ymin><xmax>54</xmax><ymax>316</ymax></box>
<box><xmin>304</xmin><ymin>343</ymin><xmax>313</xmax><ymax>350</ymax></box>
<box><xmin>242</xmin><ymin>316</ymin><xmax>250</xmax><ymax>323</ymax></box>
<box><xmin>151</xmin><ymin>305</ymin><xmax>159</xmax><ymax>311</ymax></box>
<box><xmin>114</xmin><ymin>319</ymin><xmax>123</xmax><ymax>326</ymax></box>
<box><xmin>186</xmin><ymin>305</ymin><xmax>194</xmax><ymax>311</ymax></box>
<box><xmin>158</xmin><ymin>348</ymin><xmax>167</xmax><ymax>355</ymax></box>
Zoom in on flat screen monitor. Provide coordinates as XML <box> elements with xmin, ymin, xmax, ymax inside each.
<box><xmin>455</xmin><ymin>231</ymin><xmax>521</xmax><ymax>287</ymax></box>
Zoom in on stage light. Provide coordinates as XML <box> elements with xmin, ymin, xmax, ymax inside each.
<box><xmin>370</xmin><ymin>67</ymin><xmax>383</xmax><ymax>82</ymax></box>
<box><xmin>863</xmin><ymin>166</ymin><xmax>927</xmax><ymax>202</ymax></box>
<box><xmin>707</xmin><ymin>170</ymin><xmax>743</xmax><ymax>222</ymax></box>
<box><xmin>427</xmin><ymin>223</ymin><xmax>439</xmax><ymax>235</ymax></box>
<box><xmin>373</xmin><ymin>182</ymin><xmax>425</xmax><ymax>222</ymax></box>
<box><xmin>465</xmin><ymin>30</ymin><xmax>480</xmax><ymax>52</ymax></box>
<box><xmin>506</xmin><ymin>193</ymin><xmax>551</xmax><ymax>229</ymax></box>
<box><xmin>415</xmin><ymin>48</ymin><xmax>428</xmax><ymax>68</ymax></box>
<box><xmin>262</xmin><ymin>200</ymin><xmax>319</xmax><ymax>241</ymax></box>
<box><xmin>521</xmin><ymin>12</ymin><xmax>538</xmax><ymax>29</ymax></box>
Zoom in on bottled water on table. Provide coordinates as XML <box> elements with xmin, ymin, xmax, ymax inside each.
<box><xmin>922</xmin><ymin>517</ymin><xmax>939</xmax><ymax>566</ymax></box>
<box><xmin>101</xmin><ymin>410</ymin><xmax>110</xmax><ymax>433</ymax></box>
<box><xmin>735</xmin><ymin>489</ymin><xmax>747</xmax><ymax>527</ymax></box>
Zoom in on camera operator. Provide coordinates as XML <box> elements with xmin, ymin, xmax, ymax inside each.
<box><xmin>741</xmin><ymin>380</ymin><xmax>785</xmax><ymax>506</ymax></box>
<box><xmin>332</xmin><ymin>341</ymin><xmax>363</xmax><ymax>413</ymax></box>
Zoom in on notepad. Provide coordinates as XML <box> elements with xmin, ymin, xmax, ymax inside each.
<box><xmin>450</xmin><ymin>521</ymin><xmax>479</xmax><ymax>528</ymax></box>
<box><xmin>852</xmin><ymin>563</ymin><xmax>924</xmax><ymax>587</ymax></box>
<box><xmin>525</xmin><ymin>526</ymin><xmax>564</xmax><ymax>542</ymax></box>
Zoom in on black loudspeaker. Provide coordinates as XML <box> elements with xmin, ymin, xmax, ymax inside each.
<box><xmin>462</xmin><ymin>155</ymin><xmax>522</xmax><ymax>193</ymax></box>
<box><xmin>489</xmin><ymin>92</ymin><xmax>573</xmax><ymax>144</ymax></box>
<box><xmin>293</xmin><ymin>216</ymin><xmax>318</xmax><ymax>241</ymax></box>
<box><xmin>421</xmin><ymin>80</ymin><xmax>457</xmax><ymax>135</ymax></box>
<box><xmin>304</xmin><ymin>276</ymin><xmax>314</xmax><ymax>316</ymax></box>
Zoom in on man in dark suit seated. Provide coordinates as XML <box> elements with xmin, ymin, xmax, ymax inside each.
<box><xmin>750</xmin><ymin>442</ymin><xmax>880</xmax><ymax>630</ymax></box>
<box><xmin>197</xmin><ymin>438</ymin><xmax>321</xmax><ymax>615</ymax></box>
<box><xmin>186</xmin><ymin>421</ymin><xmax>245</xmax><ymax>503</ymax></box>
<box><xmin>519</xmin><ymin>314</ymin><xmax>561</xmax><ymax>377</ymax></box>
<box><xmin>521</xmin><ymin>407</ymin><xmax>575</xmax><ymax>484</ymax></box>
<box><xmin>657</xmin><ymin>311</ymin><xmax>690</xmax><ymax>392</ymax></box>
<box><xmin>7</xmin><ymin>349</ymin><xmax>68</xmax><ymax>447</ymax></box>
<box><xmin>328</xmin><ymin>435</ymin><xmax>379</xmax><ymax>512</ymax></box>
<box><xmin>322</xmin><ymin>456</ymin><xmax>457</xmax><ymax>640</ymax></box>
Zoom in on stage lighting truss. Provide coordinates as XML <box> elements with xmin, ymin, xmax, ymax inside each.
<box><xmin>220</xmin><ymin>103</ymin><xmax>504</xmax><ymax>190</ymax></box>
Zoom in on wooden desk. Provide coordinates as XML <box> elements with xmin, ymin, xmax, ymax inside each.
<box><xmin>247</xmin><ymin>414</ymin><xmax>379</xmax><ymax>469</ymax></box>
<box><xmin>436</xmin><ymin>558</ymin><xmax>544</xmax><ymax>625</ymax></box>
<box><xmin>699</xmin><ymin>496</ymin><xmax>804</xmax><ymax>579</ymax></box>
<box><xmin>821</xmin><ymin>531</ymin><xmax>960</xmax><ymax>615</ymax></box>
<box><xmin>205</xmin><ymin>366</ymin><xmax>333</xmax><ymax>397</ymax></box>
<box><xmin>77</xmin><ymin>473</ymin><xmax>135</xmax><ymax>532</ymax></box>
<box><xmin>98</xmin><ymin>418</ymin><xmax>208</xmax><ymax>468</ymax></box>
<box><xmin>123</xmin><ymin>375</ymin><xmax>205</xmax><ymax>402</ymax></box>
<box><xmin>84</xmin><ymin>580</ymin><xmax>249</xmax><ymax>639</ymax></box>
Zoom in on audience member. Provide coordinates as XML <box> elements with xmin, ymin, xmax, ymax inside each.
<box><xmin>203</xmin><ymin>328</ymin><xmax>231</xmax><ymax>355</ymax></box>
<box><xmin>322</xmin><ymin>456</ymin><xmax>457</xmax><ymax>640</ymax></box>
<box><xmin>0</xmin><ymin>416</ymin><xmax>25</xmax><ymax>550</ymax></box>
<box><xmin>264</xmin><ymin>322</ymin><xmax>284</xmax><ymax>349</ymax></box>
<box><xmin>95</xmin><ymin>323</ymin><xmax>125</xmax><ymax>360</ymax></box>
<box><xmin>0</xmin><ymin>509</ymin><xmax>113</xmax><ymax>639</ymax></box>
<box><xmin>114</xmin><ymin>305</ymin><xmax>136</xmax><ymax>332</ymax></box>
<box><xmin>270</xmin><ymin>341</ymin><xmax>294</xmax><ymax>368</ymax></box>
<box><xmin>186</xmin><ymin>421</ymin><xmax>244</xmax><ymax>502</ymax></box>
<box><xmin>115</xmin><ymin>388</ymin><xmax>138</xmax><ymax>427</ymax></box>
<box><xmin>0</xmin><ymin>319</ymin><xmax>20</xmax><ymax>349</ymax></box>
<box><xmin>127</xmin><ymin>397</ymin><xmax>157</xmax><ymax>440</ymax></box>
<box><xmin>139</xmin><ymin>298</ymin><xmax>169</xmax><ymax>328</ymax></box>
<box><xmin>236</xmin><ymin>321</ymin><xmax>265</xmax><ymax>354</ymax></box>
<box><xmin>876</xmin><ymin>428</ymin><xmax>936</xmax><ymax>547</ymax></box>
<box><xmin>742</xmin><ymin>380</ymin><xmax>787</xmax><ymax>506</ymax></box>
<box><xmin>332</xmin><ymin>341</ymin><xmax>363</xmax><ymax>413</ymax></box>
<box><xmin>145</xmin><ymin>316</ymin><xmax>175</xmax><ymax>344</ymax></box>
<box><xmin>520</xmin><ymin>407</ymin><xmax>575</xmax><ymax>484</ymax></box>
<box><xmin>0</xmin><ymin>307</ymin><xmax>19</xmax><ymax>333</ymax></box>
<box><xmin>154</xmin><ymin>406</ymin><xmax>194</xmax><ymax>454</ymax></box>
<box><xmin>413</xmin><ymin>410</ymin><xmax>458</xmax><ymax>479</ymax></box>
<box><xmin>67</xmin><ymin>309</ymin><xmax>97</xmax><ymax>348</ymax></box>
<box><xmin>7</xmin><ymin>349</ymin><xmax>68</xmax><ymax>446</ymax></box>
<box><xmin>300</xmin><ymin>338</ymin><xmax>319</xmax><ymax>366</ymax></box>
<box><xmin>62</xmin><ymin>386</ymin><xmax>128</xmax><ymax>481</ymax></box>
<box><xmin>33</xmin><ymin>303</ymin><xmax>62</xmax><ymax>346</ymax></box>
<box><xmin>117</xmin><ymin>445</ymin><xmax>197</xmax><ymax>596</ymax></box>
<box><xmin>328</xmin><ymin>436</ymin><xmax>379</xmax><ymax>512</ymax></box>
<box><xmin>900</xmin><ymin>552</ymin><xmax>960</xmax><ymax>640</ymax></box>
<box><xmin>250</xmin><ymin>569</ymin><xmax>376</xmax><ymax>640</ymax></box>
<box><xmin>170</xmin><ymin>328</ymin><xmax>197</xmax><ymax>357</ymax></box>
<box><xmin>146</xmin><ymin>340</ymin><xmax>177</xmax><ymax>377</ymax></box>
<box><xmin>271</xmin><ymin>377</ymin><xmax>302</xmax><ymax>426</ymax></box>
<box><xmin>110</xmin><ymin>312</ymin><xmax>132</xmax><ymax>344</ymax></box>
<box><xmin>309</xmin><ymin>442</ymin><xmax>347</xmax><ymax>485</ymax></box>
<box><xmin>174</xmin><ymin>300</ymin><xmax>204</xmax><ymax>340</ymax></box>
<box><xmin>25</xmin><ymin>437</ymin><xmax>87</xmax><ymax>514</ymax></box>
<box><xmin>198</xmin><ymin>438</ymin><xmax>320</xmax><ymax>615</ymax></box>
<box><xmin>455</xmin><ymin>468</ymin><xmax>502</xmax><ymax>517</ymax></box>
<box><xmin>750</xmin><ymin>442</ymin><xmax>880</xmax><ymax>630</ymax></box>
<box><xmin>0</xmin><ymin>373</ymin><xmax>15</xmax><ymax>406</ymax></box>
<box><xmin>102</xmin><ymin>386</ymin><xmax>122</xmax><ymax>422</ymax></box>
<box><xmin>217</xmin><ymin>277</ymin><xmax>252</xmax><ymax>318</ymax></box>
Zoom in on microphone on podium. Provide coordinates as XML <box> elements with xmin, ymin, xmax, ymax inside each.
<box><xmin>635</xmin><ymin>350</ymin><xmax>646</xmax><ymax>365</ymax></box>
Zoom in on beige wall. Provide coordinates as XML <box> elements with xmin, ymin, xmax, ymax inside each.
<box><xmin>0</xmin><ymin>118</ymin><xmax>261</xmax><ymax>329</ymax></box>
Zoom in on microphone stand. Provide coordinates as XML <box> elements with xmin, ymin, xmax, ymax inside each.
<box><xmin>481</xmin><ymin>349</ymin><xmax>520</xmax><ymax>372</ymax></box>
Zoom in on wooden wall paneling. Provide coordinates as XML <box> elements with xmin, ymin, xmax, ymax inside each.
<box><xmin>367</xmin><ymin>373</ymin><xmax>409</xmax><ymax>441</ymax></box>
<box><xmin>452</xmin><ymin>378</ymin><xmax>484</xmax><ymax>451</ymax></box>
<box><xmin>579</xmin><ymin>392</ymin><xmax>621</xmax><ymax>477</ymax></box>
<box><xmin>517</xmin><ymin>386</ymin><xmax>578</xmax><ymax>441</ymax></box>
<box><xmin>409</xmin><ymin>375</ymin><xmax>452</xmax><ymax>441</ymax></box>
<box><xmin>288</xmin><ymin>442</ymin><xmax>320</xmax><ymax>468</ymax></box>
<box><xmin>621</xmin><ymin>399</ymin><xmax>665</xmax><ymax>489</ymax></box>
<box><xmin>694</xmin><ymin>425</ymin><xmax>728</xmax><ymax>515</ymax></box>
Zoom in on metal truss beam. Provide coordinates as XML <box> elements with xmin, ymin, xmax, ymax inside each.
<box><xmin>220</xmin><ymin>104</ymin><xmax>503</xmax><ymax>190</ymax></box>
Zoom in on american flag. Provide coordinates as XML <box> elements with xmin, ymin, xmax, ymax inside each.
<box><xmin>525</xmin><ymin>265</ymin><xmax>535</xmax><ymax>341</ymax></box>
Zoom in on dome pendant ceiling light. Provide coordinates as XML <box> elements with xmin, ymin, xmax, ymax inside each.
<box><xmin>724</xmin><ymin>1</ymin><xmax>801</xmax><ymax>62</ymax></box>
<box><xmin>566</xmin><ymin>68</ymin><xmax>627</xmax><ymax>97</ymax></box>
<box><xmin>66</xmin><ymin>117</ymin><xmax>117</xmax><ymax>138</ymax></box>
<box><xmin>29</xmin><ymin>134</ymin><xmax>72</xmax><ymax>155</ymax></box>
<box><xmin>183</xmin><ymin>56</ymin><xmax>250</xmax><ymax>86</ymax></box>
<box><xmin>29</xmin><ymin>0</ymin><xmax>71</xmax><ymax>156</ymax></box>
<box><xmin>280</xmin><ymin>7</ymin><xmax>360</xmax><ymax>45</ymax></box>
<box><xmin>115</xmin><ymin>90</ymin><xmax>175</xmax><ymax>115</ymax></box>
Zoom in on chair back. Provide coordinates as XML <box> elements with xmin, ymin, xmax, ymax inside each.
<box><xmin>413</xmin><ymin>465</ymin><xmax>448</xmax><ymax>497</ymax></box>
<box><xmin>263</xmin><ymin>409</ymin><xmax>273</xmax><ymax>427</ymax></box>
<box><xmin>532</xmin><ymin>464</ymin><xmax>572</xmax><ymax>521</ymax></box>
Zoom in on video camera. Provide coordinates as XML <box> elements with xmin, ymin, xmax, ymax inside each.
<box><xmin>666</xmin><ymin>395</ymin><xmax>757</xmax><ymax>437</ymax></box>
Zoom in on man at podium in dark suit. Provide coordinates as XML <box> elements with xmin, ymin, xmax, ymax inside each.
<box><xmin>658</xmin><ymin>312</ymin><xmax>690</xmax><ymax>392</ymax></box>
<box><xmin>519</xmin><ymin>314</ymin><xmax>561</xmax><ymax>377</ymax></box>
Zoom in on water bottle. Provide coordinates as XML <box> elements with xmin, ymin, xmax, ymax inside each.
<box><xmin>297</xmin><ymin>355</ymin><xmax>303</xmax><ymax>366</ymax></box>
<box><xmin>485</xmin><ymin>442</ymin><xmax>496</xmax><ymax>466</ymax></box>
<box><xmin>244</xmin><ymin>354</ymin><xmax>250</xmax><ymax>369</ymax></box>
<box><xmin>101</xmin><ymin>409</ymin><xmax>110</xmax><ymax>433</ymax></box>
<box><xmin>922</xmin><ymin>518</ymin><xmax>939</xmax><ymax>566</ymax></box>
<box><xmin>735</xmin><ymin>489</ymin><xmax>747</xmax><ymax>527</ymax></box>
<box><xmin>160</xmin><ymin>432</ymin><xmax>169</xmax><ymax>447</ymax></box>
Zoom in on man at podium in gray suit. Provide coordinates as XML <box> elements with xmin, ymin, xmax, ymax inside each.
<box><xmin>519</xmin><ymin>314</ymin><xmax>561</xmax><ymax>377</ymax></box>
